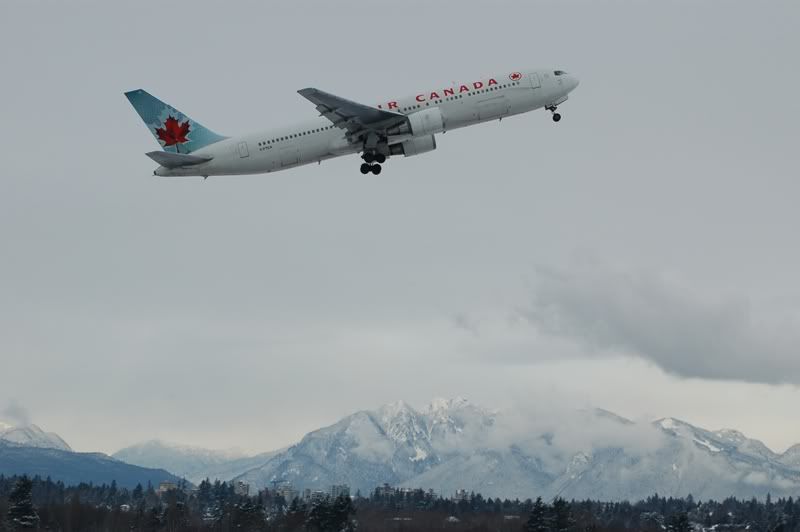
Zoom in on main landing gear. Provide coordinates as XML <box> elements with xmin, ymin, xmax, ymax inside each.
<box><xmin>546</xmin><ymin>105</ymin><xmax>562</xmax><ymax>122</ymax></box>
<box><xmin>360</xmin><ymin>151</ymin><xmax>386</xmax><ymax>175</ymax></box>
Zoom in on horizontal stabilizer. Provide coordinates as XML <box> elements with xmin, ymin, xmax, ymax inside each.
<box><xmin>145</xmin><ymin>151</ymin><xmax>213</xmax><ymax>168</ymax></box>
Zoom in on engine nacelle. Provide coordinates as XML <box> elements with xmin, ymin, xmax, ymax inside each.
<box><xmin>388</xmin><ymin>135</ymin><xmax>437</xmax><ymax>157</ymax></box>
<box><xmin>387</xmin><ymin>107</ymin><xmax>445</xmax><ymax>137</ymax></box>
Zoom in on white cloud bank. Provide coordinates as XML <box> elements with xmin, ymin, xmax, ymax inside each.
<box><xmin>520</xmin><ymin>265</ymin><xmax>800</xmax><ymax>385</ymax></box>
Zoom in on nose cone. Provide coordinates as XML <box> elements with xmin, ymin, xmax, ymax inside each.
<box><xmin>566</xmin><ymin>75</ymin><xmax>580</xmax><ymax>92</ymax></box>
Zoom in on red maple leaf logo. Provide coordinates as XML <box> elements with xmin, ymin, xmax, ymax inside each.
<box><xmin>155</xmin><ymin>116</ymin><xmax>190</xmax><ymax>149</ymax></box>
<box><xmin>509</xmin><ymin>72</ymin><xmax>522</xmax><ymax>81</ymax></box>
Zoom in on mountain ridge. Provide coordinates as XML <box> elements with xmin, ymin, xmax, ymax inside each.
<box><xmin>0</xmin><ymin>422</ymin><xmax>71</xmax><ymax>452</ymax></box>
<box><xmin>0</xmin><ymin>441</ymin><xmax>184</xmax><ymax>488</ymax></box>
<box><xmin>230</xmin><ymin>399</ymin><xmax>800</xmax><ymax>501</ymax></box>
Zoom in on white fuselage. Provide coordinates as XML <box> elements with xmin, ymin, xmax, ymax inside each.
<box><xmin>156</xmin><ymin>68</ymin><xmax>579</xmax><ymax>177</ymax></box>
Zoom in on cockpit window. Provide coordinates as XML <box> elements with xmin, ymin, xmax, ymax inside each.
<box><xmin>554</xmin><ymin>70</ymin><xmax>566</xmax><ymax>76</ymax></box>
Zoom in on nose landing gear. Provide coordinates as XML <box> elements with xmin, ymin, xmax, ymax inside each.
<box><xmin>546</xmin><ymin>105</ymin><xmax>562</xmax><ymax>122</ymax></box>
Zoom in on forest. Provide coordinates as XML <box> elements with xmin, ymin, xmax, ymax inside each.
<box><xmin>1</xmin><ymin>475</ymin><xmax>799</xmax><ymax>531</ymax></box>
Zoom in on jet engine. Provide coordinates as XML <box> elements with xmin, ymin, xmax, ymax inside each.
<box><xmin>387</xmin><ymin>108</ymin><xmax>445</xmax><ymax>137</ymax></box>
<box><xmin>388</xmin><ymin>135</ymin><xmax>437</xmax><ymax>157</ymax></box>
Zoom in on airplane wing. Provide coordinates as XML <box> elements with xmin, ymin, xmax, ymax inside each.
<box><xmin>297</xmin><ymin>88</ymin><xmax>406</xmax><ymax>139</ymax></box>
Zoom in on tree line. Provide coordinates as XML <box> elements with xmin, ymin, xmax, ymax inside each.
<box><xmin>1</xmin><ymin>474</ymin><xmax>799</xmax><ymax>531</ymax></box>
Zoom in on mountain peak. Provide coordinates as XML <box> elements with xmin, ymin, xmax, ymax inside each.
<box><xmin>424</xmin><ymin>397</ymin><xmax>470</xmax><ymax>414</ymax></box>
<box><xmin>116</xmin><ymin>439</ymin><xmax>247</xmax><ymax>461</ymax></box>
<box><xmin>376</xmin><ymin>401</ymin><xmax>427</xmax><ymax>445</ymax></box>
<box><xmin>654</xmin><ymin>417</ymin><xmax>697</xmax><ymax>433</ymax></box>
<box><xmin>0</xmin><ymin>422</ymin><xmax>71</xmax><ymax>451</ymax></box>
<box><xmin>714</xmin><ymin>428</ymin><xmax>747</xmax><ymax>445</ymax></box>
<box><xmin>784</xmin><ymin>443</ymin><xmax>800</xmax><ymax>455</ymax></box>
<box><xmin>656</xmin><ymin>417</ymin><xmax>678</xmax><ymax>430</ymax></box>
<box><xmin>585</xmin><ymin>408</ymin><xmax>634</xmax><ymax>425</ymax></box>
<box><xmin>378</xmin><ymin>400</ymin><xmax>417</xmax><ymax>420</ymax></box>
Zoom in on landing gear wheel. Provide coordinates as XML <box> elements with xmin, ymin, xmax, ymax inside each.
<box><xmin>362</xmin><ymin>152</ymin><xmax>375</xmax><ymax>163</ymax></box>
<box><xmin>552</xmin><ymin>113</ymin><xmax>561</xmax><ymax>122</ymax></box>
<box><xmin>371</xmin><ymin>164</ymin><xmax>382</xmax><ymax>175</ymax></box>
<box><xmin>360</xmin><ymin>163</ymin><xmax>371</xmax><ymax>174</ymax></box>
<box><xmin>375</xmin><ymin>153</ymin><xmax>386</xmax><ymax>164</ymax></box>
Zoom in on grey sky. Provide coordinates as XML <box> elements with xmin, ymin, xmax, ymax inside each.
<box><xmin>1</xmin><ymin>0</ymin><xmax>799</xmax><ymax>455</ymax></box>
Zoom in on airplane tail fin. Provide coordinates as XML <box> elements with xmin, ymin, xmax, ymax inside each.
<box><xmin>124</xmin><ymin>89</ymin><xmax>226</xmax><ymax>154</ymax></box>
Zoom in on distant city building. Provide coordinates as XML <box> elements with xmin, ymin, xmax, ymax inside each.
<box><xmin>310</xmin><ymin>490</ymin><xmax>327</xmax><ymax>503</ymax></box>
<box><xmin>329</xmin><ymin>484</ymin><xmax>350</xmax><ymax>499</ymax></box>
<box><xmin>453</xmin><ymin>489</ymin><xmax>468</xmax><ymax>502</ymax></box>
<box><xmin>375</xmin><ymin>483</ymin><xmax>394</xmax><ymax>498</ymax></box>
<box><xmin>233</xmin><ymin>481</ymin><xmax>250</xmax><ymax>497</ymax></box>
<box><xmin>157</xmin><ymin>481</ymin><xmax>178</xmax><ymax>495</ymax></box>
<box><xmin>271</xmin><ymin>481</ymin><xmax>298</xmax><ymax>503</ymax></box>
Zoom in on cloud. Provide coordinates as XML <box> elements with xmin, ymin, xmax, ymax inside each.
<box><xmin>519</xmin><ymin>265</ymin><xmax>800</xmax><ymax>385</ymax></box>
<box><xmin>425</xmin><ymin>397</ymin><xmax>666</xmax><ymax>475</ymax></box>
<box><xmin>452</xmin><ymin>313</ymin><xmax>480</xmax><ymax>336</ymax></box>
<box><xmin>2</xmin><ymin>400</ymin><xmax>31</xmax><ymax>426</ymax></box>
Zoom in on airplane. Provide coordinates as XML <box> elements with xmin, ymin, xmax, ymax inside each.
<box><xmin>125</xmin><ymin>68</ymin><xmax>579</xmax><ymax>178</ymax></box>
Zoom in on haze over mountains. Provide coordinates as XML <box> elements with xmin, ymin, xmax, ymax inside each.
<box><xmin>112</xmin><ymin>440</ymin><xmax>282</xmax><ymax>484</ymax></box>
<box><xmin>0</xmin><ymin>420</ymin><xmax>182</xmax><ymax>488</ymax></box>
<box><xmin>4</xmin><ymin>399</ymin><xmax>800</xmax><ymax>500</ymax></box>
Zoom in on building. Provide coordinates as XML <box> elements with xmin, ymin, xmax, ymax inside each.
<box><xmin>453</xmin><ymin>489</ymin><xmax>469</xmax><ymax>502</ymax></box>
<box><xmin>329</xmin><ymin>484</ymin><xmax>350</xmax><ymax>499</ymax></box>
<box><xmin>271</xmin><ymin>481</ymin><xmax>298</xmax><ymax>503</ymax></box>
<box><xmin>233</xmin><ymin>481</ymin><xmax>250</xmax><ymax>497</ymax></box>
<box><xmin>157</xmin><ymin>481</ymin><xmax>178</xmax><ymax>495</ymax></box>
<box><xmin>309</xmin><ymin>490</ymin><xmax>327</xmax><ymax>503</ymax></box>
<box><xmin>375</xmin><ymin>483</ymin><xmax>394</xmax><ymax>498</ymax></box>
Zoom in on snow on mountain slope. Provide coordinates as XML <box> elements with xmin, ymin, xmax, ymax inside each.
<box><xmin>0</xmin><ymin>422</ymin><xmax>71</xmax><ymax>451</ymax></box>
<box><xmin>112</xmin><ymin>440</ymin><xmax>279</xmax><ymax>484</ymax></box>
<box><xmin>234</xmin><ymin>399</ymin><xmax>800</xmax><ymax>501</ymax></box>
<box><xmin>779</xmin><ymin>444</ymin><xmax>800</xmax><ymax>469</ymax></box>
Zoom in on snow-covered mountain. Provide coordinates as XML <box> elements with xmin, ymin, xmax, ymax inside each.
<box><xmin>779</xmin><ymin>444</ymin><xmax>800</xmax><ymax>470</ymax></box>
<box><xmin>0</xmin><ymin>422</ymin><xmax>71</xmax><ymax>451</ymax></box>
<box><xmin>113</xmin><ymin>440</ymin><xmax>280</xmax><ymax>484</ymax></box>
<box><xmin>235</xmin><ymin>398</ymin><xmax>491</xmax><ymax>493</ymax></box>
<box><xmin>0</xmin><ymin>421</ymin><xmax>186</xmax><ymax>488</ymax></box>
<box><xmin>233</xmin><ymin>399</ymin><xmax>800</xmax><ymax>501</ymax></box>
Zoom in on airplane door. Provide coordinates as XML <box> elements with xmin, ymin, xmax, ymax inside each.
<box><xmin>528</xmin><ymin>72</ymin><xmax>541</xmax><ymax>89</ymax></box>
<box><xmin>238</xmin><ymin>141</ymin><xmax>250</xmax><ymax>158</ymax></box>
